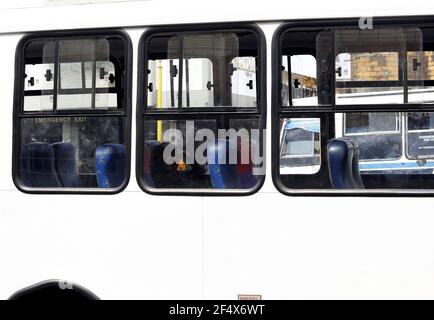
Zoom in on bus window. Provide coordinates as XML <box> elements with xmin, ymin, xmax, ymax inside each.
<box><xmin>138</xmin><ymin>25</ymin><xmax>265</xmax><ymax>194</ymax></box>
<box><xmin>274</xmin><ymin>18</ymin><xmax>434</xmax><ymax>194</ymax></box>
<box><xmin>14</xmin><ymin>31</ymin><xmax>131</xmax><ymax>193</ymax></box>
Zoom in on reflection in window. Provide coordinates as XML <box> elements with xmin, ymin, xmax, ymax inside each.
<box><xmin>143</xmin><ymin>118</ymin><xmax>261</xmax><ymax>189</ymax></box>
<box><xmin>140</xmin><ymin>28</ymin><xmax>264</xmax><ymax>193</ymax></box>
<box><xmin>342</xmin><ymin>112</ymin><xmax>402</xmax><ymax>161</ymax></box>
<box><xmin>407</xmin><ymin>112</ymin><xmax>434</xmax><ymax>159</ymax></box>
<box><xmin>279</xmin><ymin>118</ymin><xmax>321</xmax><ymax>174</ymax></box>
<box><xmin>277</xmin><ymin>22</ymin><xmax>434</xmax><ymax>193</ymax></box>
<box><xmin>345</xmin><ymin>113</ymin><xmax>400</xmax><ymax>134</ymax></box>
<box><xmin>282</xmin><ymin>54</ymin><xmax>318</xmax><ymax>106</ymax></box>
<box><xmin>19</xmin><ymin>117</ymin><xmax>125</xmax><ymax>188</ymax></box>
<box><xmin>24</xmin><ymin>38</ymin><xmax>119</xmax><ymax>111</ymax></box>
<box><xmin>336</xmin><ymin>52</ymin><xmax>403</xmax><ymax>104</ymax></box>
<box><xmin>17</xmin><ymin>33</ymin><xmax>129</xmax><ymax>190</ymax></box>
<box><xmin>146</xmin><ymin>33</ymin><xmax>257</xmax><ymax>109</ymax></box>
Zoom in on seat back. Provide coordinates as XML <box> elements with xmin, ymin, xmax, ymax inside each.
<box><xmin>236</xmin><ymin>139</ymin><xmax>258</xmax><ymax>188</ymax></box>
<box><xmin>208</xmin><ymin>139</ymin><xmax>242</xmax><ymax>189</ymax></box>
<box><xmin>349</xmin><ymin>140</ymin><xmax>364</xmax><ymax>189</ymax></box>
<box><xmin>327</xmin><ymin>138</ymin><xmax>364</xmax><ymax>189</ymax></box>
<box><xmin>95</xmin><ymin>143</ymin><xmax>126</xmax><ymax>188</ymax></box>
<box><xmin>144</xmin><ymin>140</ymin><xmax>181</xmax><ymax>188</ymax></box>
<box><xmin>51</xmin><ymin>142</ymin><xmax>79</xmax><ymax>188</ymax></box>
<box><xmin>20</xmin><ymin>142</ymin><xmax>61</xmax><ymax>187</ymax></box>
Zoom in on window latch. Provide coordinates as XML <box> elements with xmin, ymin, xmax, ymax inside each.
<box><xmin>99</xmin><ymin>67</ymin><xmax>108</xmax><ymax>79</ymax></box>
<box><xmin>28</xmin><ymin>77</ymin><xmax>35</xmax><ymax>87</ymax></box>
<box><xmin>293</xmin><ymin>79</ymin><xmax>300</xmax><ymax>89</ymax></box>
<box><xmin>148</xmin><ymin>82</ymin><xmax>153</xmax><ymax>92</ymax></box>
<box><xmin>413</xmin><ymin>58</ymin><xmax>422</xmax><ymax>72</ymax></box>
<box><xmin>335</xmin><ymin>67</ymin><xmax>342</xmax><ymax>77</ymax></box>
<box><xmin>108</xmin><ymin>73</ymin><xmax>115</xmax><ymax>84</ymax></box>
<box><xmin>45</xmin><ymin>69</ymin><xmax>52</xmax><ymax>81</ymax></box>
<box><xmin>170</xmin><ymin>65</ymin><xmax>178</xmax><ymax>78</ymax></box>
<box><xmin>246</xmin><ymin>80</ymin><xmax>254</xmax><ymax>90</ymax></box>
<box><xmin>206</xmin><ymin>81</ymin><xmax>213</xmax><ymax>91</ymax></box>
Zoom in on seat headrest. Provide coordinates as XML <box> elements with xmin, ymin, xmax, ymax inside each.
<box><xmin>327</xmin><ymin>138</ymin><xmax>364</xmax><ymax>189</ymax></box>
<box><xmin>207</xmin><ymin>139</ymin><xmax>242</xmax><ymax>189</ymax></box>
<box><xmin>95</xmin><ymin>143</ymin><xmax>126</xmax><ymax>188</ymax></box>
<box><xmin>51</xmin><ymin>142</ymin><xmax>79</xmax><ymax>188</ymax></box>
<box><xmin>20</xmin><ymin>142</ymin><xmax>61</xmax><ymax>187</ymax></box>
<box><xmin>143</xmin><ymin>140</ymin><xmax>182</xmax><ymax>187</ymax></box>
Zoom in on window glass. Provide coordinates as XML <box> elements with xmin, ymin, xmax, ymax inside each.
<box><xmin>279</xmin><ymin>118</ymin><xmax>321</xmax><ymax>174</ymax></box>
<box><xmin>17</xmin><ymin>33</ymin><xmax>129</xmax><ymax>191</ymax></box>
<box><xmin>19</xmin><ymin>116</ymin><xmax>124</xmax><ymax>188</ymax></box>
<box><xmin>143</xmin><ymin>118</ymin><xmax>262</xmax><ymax>189</ymax></box>
<box><xmin>282</xmin><ymin>55</ymin><xmax>318</xmax><ymax>106</ymax></box>
<box><xmin>328</xmin><ymin>28</ymin><xmax>424</xmax><ymax>105</ymax></box>
<box><xmin>147</xmin><ymin>58</ymin><xmax>214</xmax><ymax>108</ymax></box>
<box><xmin>146</xmin><ymin>32</ymin><xmax>258</xmax><ymax>109</ymax></box>
<box><xmin>406</xmin><ymin>112</ymin><xmax>434</xmax><ymax>159</ymax></box>
<box><xmin>140</xmin><ymin>27</ymin><xmax>264</xmax><ymax>193</ymax></box>
<box><xmin>24</xmin><ymin>40</ymin><xmax>55</xmax><ymax>111</ymax></box>
<box><xmin>23</xmin><ymin>38</ymin><xmax>119</xmax><ymax>112</ymax></box>
<box><xmin>344</xmin><ymin>113</ymin><xmax>400</xmax><ymax>134</ymax></box>
<box><xmin>276</xmin><ymin>22</ymin><xmax>434</xmax><ymax>193</ymax></box>
<box><xmin>231</xmin><ymin>57</ymin><xmax>257</xmax><ymax>107</ymax></box>
<box><xmin>342</xmin><ymin>113</ymin><xmax>402</xmax><ymax>161</ymax></box>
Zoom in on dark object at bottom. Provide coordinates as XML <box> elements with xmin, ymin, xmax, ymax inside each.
<box><xmin>8</xmin><ymin>279</ymin><xmax>100</xmax><ymax>300</ymax></box>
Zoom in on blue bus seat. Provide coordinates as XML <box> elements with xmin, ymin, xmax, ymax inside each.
<box><xmin>20</xmin><ymin>142</ymin><xmax>61</xmax><ymax>187</ymax></box>
<box><xmin>143</xmin><ymin>140</ymin><xmax>162</xmax><ymax>187</ymax></box>
<box><xmin>327</xmin><ymin>138</ymin><xmax>364</xmax><ymax>189</ymax></box>
<box><xmin>236</xmin><ymin>139</ymin><xmax>257</xmax><ymax>189</ymax></box>
<box><xmin>349</xmin><ymin>140</ymin><xmax>364</xmax><ymax>189</ymax></box>
<box><xmin>51</xmin><ymin>142</ymin><xmax>79</xmax><ymax>188</ymax></box>
<box><xmin>208</xmin><ymin>139</ymin><xmax>242</xmax><ymax>189</ymax></box>
<box><xmin>95</xmin><ymin>143</ymin><xmax>126</xmax><ymax>188</ymax></box>
<box><xmin>144</xmin><ymin>140</ymin><xmax>182</xmax><ymax>187</ymax></box>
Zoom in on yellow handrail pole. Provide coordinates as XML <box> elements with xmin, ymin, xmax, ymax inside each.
<box><xmin>157</xmin><ymin>61</ymin><xmax>163</xmax><ymax>142</ymax></box>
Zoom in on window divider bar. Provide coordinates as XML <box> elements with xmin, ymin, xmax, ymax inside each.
<box><xmin>177</xmin><ymin>36</ymin><xmax>184</xmax><ymax>109</ymax></box>
<box><xmin>91</xmin><ymin>59</ymin><xmax>97</xmax><ymax>108</ymax></box>
<box><xmin>280</xmin><ymin>103</ymin><xmax>434</xmax><ymax>114</ymax></box>
<box><xmin>52</xmin><ymin>40</ymin><xmax>59</xmax><ymax>112</ymax></box>
<box><xmin>17</xmin><ymin>111</ymin><xmax>126</xmax><ymax>118</ymax></box>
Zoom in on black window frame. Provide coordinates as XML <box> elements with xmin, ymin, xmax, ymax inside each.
<box><xmin>272</xmin><ymin>16</ymin><xmax>434</xmax><ymax>197</ymax></box>
<box><xmin>13</xmin><ymin>29</ymin><xmax>133</xmax><ymax>194</ymax></box>
<box><xmin>137</xmin><ymin>23</ymin><xmax>267</xmax><ymax>196</ymax></box>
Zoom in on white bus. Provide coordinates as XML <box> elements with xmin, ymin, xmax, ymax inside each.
<box><xmin>1</xmin><ymin>0</ymin><xmax>434</xmax><ymax>300</ymax></box>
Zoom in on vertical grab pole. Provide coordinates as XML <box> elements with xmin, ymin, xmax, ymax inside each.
<box><xmin>157</xmin><ymin>61</ymin><xmax>163</xmax><ymax>142</ymax></box>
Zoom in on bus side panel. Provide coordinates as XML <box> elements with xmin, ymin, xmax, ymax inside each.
<box><xmin>0</xmin><ymin>193</ymin><xmax>204</xmax><ymax>299</ymax></box>
<box><xmin>204</xmin><ymin>194</ymin><xmax>434</xmax><ymax>299</ymax></box>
